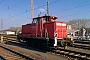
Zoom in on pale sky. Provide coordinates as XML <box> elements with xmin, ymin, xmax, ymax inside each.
<box><xmin>0</xmin><ymin>0</ymin><xmax>90</xmax><ymax>29</ymax></box>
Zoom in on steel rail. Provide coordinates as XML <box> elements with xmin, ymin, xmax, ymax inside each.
<box><xmin>0</xmin><ymin>45</ymin><xmax>34</xmax><ymax>60</ymax></box>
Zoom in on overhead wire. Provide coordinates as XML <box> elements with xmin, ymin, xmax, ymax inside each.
<box><xmin>0</xmin><ymin>0</ymin><xmax>25</xmax><ymax>15</ymax></box>
<box><xmin>3</xmin><ymin>0</ymin><xmax>90</xmax><ymax>23</ymax></box>
<box><xmin>28</xmin><ymin>0</ymin><xmax>61</xmax><ymax>11</ymax></box>
<box><xmin>10</xmin><ymin>0</ymin><xmax>25</xmax><ymax>8</ymax></box>
<box><xmin>1</xmin><ymin>0</ymin><xmax>90</xmax><ymax>20</ymax></box>
<box><xmin>2</xmin><ymin>0</ymin><xmax>61</xmax><ymax>25</ymax></box>
<box><xmin>52</xmin><ymin>3</ymin><xmax>90</xmax><ymax>14</ymax></box>
<box><xmin>59</xmin><ymin>10</ymin><xmax>90</xmax><ymax>18</ymax></box>
<box><xmin>4</xmin><ymin>17</ymin><xmax>31</xmax><ymax>25</ymax></box>
<box><xmin>49</xmin><ymin>0</ymin><xmax>61</xmax><ymax>4</ymax></box>
<box><xmin>1</xmin><ymin>0</ymin><xmax>90</xmax><ymax>29</ymax></box>
<box><xmin>1</xmin><ymin>0</ymin><xmax>61</xmax><ymax>20</ymax></box>
<box><xmin>0</xmin><ymin>0</ymin><xmax>4</xmax><ymax>4</ymax></box>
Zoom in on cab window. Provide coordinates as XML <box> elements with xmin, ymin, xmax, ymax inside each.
<box><xmin>32</xmin><ymin>18</ymin><xmax>38</xmax><ymax>24</ymax></box>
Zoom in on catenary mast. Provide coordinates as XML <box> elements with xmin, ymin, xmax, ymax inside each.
<box><xmin>30</xmin><ymin>0</ymin><xmax>34</xmax><ymax>22</ymax></box>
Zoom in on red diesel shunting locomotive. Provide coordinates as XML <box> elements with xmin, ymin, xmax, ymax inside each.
<box><xmin>18</xmin><ymin>14</ymin><xmax>73</xmax><ymax>47</ymax></box>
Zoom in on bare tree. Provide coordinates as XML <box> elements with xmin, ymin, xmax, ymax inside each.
<box><xmin>10</xmin><ymin>27</ymin><xmax>21</xmax><ymax>33</ymax></box>
<box><xmin>67</xmin><ymin>19</ymin><xmax>90</xmax><ymax>29</ymax></box>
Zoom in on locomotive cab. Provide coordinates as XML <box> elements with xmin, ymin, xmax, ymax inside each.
<box><xmin>32</xmin><ymin>14</ymin><xmax>57</xmax><ymax>24</ymax></box>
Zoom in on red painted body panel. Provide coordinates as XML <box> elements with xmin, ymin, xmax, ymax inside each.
<box><xmin>44</xmin><ymin>22</ymin><xmax>55</xmax><ymax>38</ymax></box>
<box><xmin>22</xmin><ymin>24</ymin><xmax>36</xmax><ymax>37</ymax></box>
<box><xmin>44</xmin><ymin>22</ymin><xmax>66</xmax><ymax>38</ymax></box>
<box><xmin>21</xmin><ymin>15</ymin><xmax>67</xmax><ymax>39</ymax></box>
<box><xmin>56</xmin><ymin>22</ymin><xmax>66</xmax><ymax>38</ymax></box>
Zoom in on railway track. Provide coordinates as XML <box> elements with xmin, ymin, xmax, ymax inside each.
<box><xmin>74</xmin><ymin>40</ymin><xmax>90</xmax><ymax>44</ymax></box>
<box><xmin>0</xmin><ymin>44</ymin><xmax>33</xmax><ymax>60</ymax></box>
<box><xmin>49</xmin><ymin>47</ymin><xmax>90</xmax><ymax>60</ymax></box>
<box><xmin>15</xmin><ymin>42</ymin><xmax>90</xmax><ymax>60</ymax></box>
<box><xmin>3</xmin><ymin>41</ymin><xmax>90</xmax><ymax>60</ymax></box>
<box><xmin>70</xmin><ymin>43</ymin><xmax>90</xmax><ymax>50</ymax></box>
<box><xmin>0</xmin><ymin>55</ymin><xmax>6</xmax><ymax>60</ymax></box>
<box><xmin>3</xmin><ymin>41</ymin><xmax>74</xmax><ymax>60</ymax></box>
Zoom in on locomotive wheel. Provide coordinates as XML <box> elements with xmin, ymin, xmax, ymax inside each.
<box><xmin>18</xmin><ymin>38</ymin><xmax>21</xmax><ymax>42</ymax></box>
<box><xmin>60</xmin><ymin>41</ymin><xmax>65</xmax><ymax>46</ymax></box>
